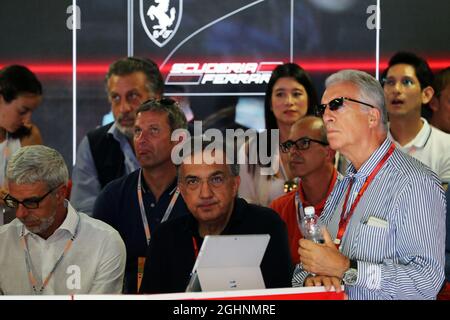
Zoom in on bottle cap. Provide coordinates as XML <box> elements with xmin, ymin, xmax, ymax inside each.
<box><xmin>304</xmin><ymin>206</ymin><xmax>315</xmax><ymax>217</ymax></box>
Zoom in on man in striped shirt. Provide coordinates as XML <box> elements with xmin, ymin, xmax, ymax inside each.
<box><xmin>293</xmin><ymin>69</ymin><xmax>446</xmax><ymax>299</ymax></box>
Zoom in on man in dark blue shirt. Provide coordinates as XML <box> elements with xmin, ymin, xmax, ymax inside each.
<box><xmin>139</xmin><ymin>138</ymin><xmax>293</xmax><ymax>294</ymax></box>
<box><xmin>93</xmin><ymin>98</ymin><xmax>190</xmax><ymax>293</ymax></box>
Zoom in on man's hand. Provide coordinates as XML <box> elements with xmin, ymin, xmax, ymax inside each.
<box><xmin>299</xmin><ymin>227</ymin><xmax>349</xmax><ymax>278</ymax></box>
<box><xmin>304</xmin><ymin>275</ymin><xmax>343</xmax><ymax>292</ymax></box>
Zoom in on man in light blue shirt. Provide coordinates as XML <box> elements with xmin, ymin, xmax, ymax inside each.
<box><xmin>293</xmin><ymin>70</ymin><xmax>446</xmax><ymax>300</ymax></box>
<box><xmin>70</xmin><ymin>57</ymin><xmax>164</xmax><ymax>214</ymax></box>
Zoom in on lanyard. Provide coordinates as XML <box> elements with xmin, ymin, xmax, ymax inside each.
<box><xmin>335</xmin><ymin>143</ymin><xmax>395</xmax><ymax>248</ymax></box>
<box><xmin>137</xmin><ymin>169</ymin><xmax>180</xmax><ymax>246</ymax></box>
<box><xmin>192</xmin><ymin>236</ymin><xmax>199</xmax><ymax>259</ymax></box>
<box><xmin>20</xmin><ymin>213</ymin><xmax>80</xmax><ymax>295</ymax></box>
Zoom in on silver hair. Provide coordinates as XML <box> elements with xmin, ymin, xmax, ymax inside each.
<box><xmin>325</xmin><ymin>69</ymin><xmax>388</xmax><ymax>130</ymax></box>
<box><xmin>7</xmin><ymin>145</ymin><xmax>69</xmax><ymax>189</ymax></box>
<box><xmin>176</xmin><ymin>136</ymin><xmax>240</xmax><ymax>181</ymax></box>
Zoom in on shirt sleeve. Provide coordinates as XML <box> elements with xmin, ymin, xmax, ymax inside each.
<box><xmin>292</xmin><ymin>264</ymin><xmax>311</xmax><ymax>287</ymax></box>
<box><xmin>88</xmin><ymin>229</ymin><xmax>126</xmax><ymax>294</ymax></box>
<box><xmin>70</xmin><ymin>136</ymin><xmax>101</xmax><ymax>215</ymax></box>
<box><xmin>357</xmin><ymin>176</ymin><xmax>446</xmax><ymax>299</ymax></box>
<box><xmin>92</xmin><ymin>181</ymin><xmax>117</xmax><ymax>226</ymax></box>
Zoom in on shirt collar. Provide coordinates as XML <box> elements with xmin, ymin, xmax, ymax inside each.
<box><xmin>108</xmin><ymin>122</ymin><xmax>130</xmax><ymax>144</ymax></box>
<box><xmin>346</xmin><ymin>138</ymin><xmax>392</xmax><ymax>179</ymax></box>
<box><xmin>22</xmin><ymin>200</ymin><xmax>79</xmax><ymax>238</ymax></box>
<box><xmin>388</xmin><ymin>118</ymin><xmax>431</xmax><ymax>149</ymax></box>
<box><xmin>140</xmin><ymin>171</ymin><xmax>178</xmax><ymax>196</ymax></box>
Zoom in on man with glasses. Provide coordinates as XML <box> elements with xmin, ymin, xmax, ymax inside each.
<box><xmin>382</xmin><ymin>52</ymin><xmax>450</xmax><ymax>184</ymax></box>
<box><xmin>270</xmin><ymin>116</ymin><xmax>340</xmax><ymax>264</ymax></box>
<box><xmin>292</xmin><ymin>69</ymin><xmax>445</xmax><ymax>300</ymax></box>
<box><xmin>92</xmin><ymin>99</ymin><xmax>190</xmax><ymax>294</ymax></box>
<box><xmin>0</xmin><ymin>145</ymin><xmax>126</xmax><ymax>295</ymax></box>
<box><xmin>71</xmin><ymin>57</ymin><xmax>164</xmax><ymax>215</ymax></box>
<box><xmin>139</xmin><ymin>138</ymin><xmax>293</xmax><ymax>294</ymax></box>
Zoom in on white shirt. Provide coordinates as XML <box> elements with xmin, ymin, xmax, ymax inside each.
<box><xmin>239</xmin><ymin>152</ymin><xmax>287</xmax><ymax>207</ymax></box>
<box><xmin>388</xmin><ymin>118</ymin><xmax>450</xmax><ymax>183</ymax></box>
<box><xmin>0</xmin><ymin>201</ymin><xmax>126</xmax><ymax>295</ymax></box>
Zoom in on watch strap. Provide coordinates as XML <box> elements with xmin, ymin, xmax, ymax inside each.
<box><xmin>349</xmin><ymin>259</ymin><xmax>357</xmax><ymax>270</ymax></box>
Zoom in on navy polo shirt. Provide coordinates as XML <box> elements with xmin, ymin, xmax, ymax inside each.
<box><xmin>93</xmin><ymin>169</ymin><xmax>189</xmax><ymax>293</ymax></box>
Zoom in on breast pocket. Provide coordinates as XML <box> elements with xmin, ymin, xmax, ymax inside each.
<box><xmin>352</xmin><ymin>223</ymin><xmax>389</xmax><ymax>263</ymax></box>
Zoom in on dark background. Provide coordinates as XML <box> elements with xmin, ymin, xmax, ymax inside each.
<box><xmin>0</xmin><ymin>0</ymin><xmax>449</xmax><ymax>173</ymax></box>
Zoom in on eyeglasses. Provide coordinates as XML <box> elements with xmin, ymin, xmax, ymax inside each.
<box><xmin>315</xmin><ymin>97</ymin><xmax>376</xmax><ymax>117</ymax></box>
<box><xmin>3</xmin><ymin>186</ymin><xmax>58</xmax><ymax>209</ymax></box>
<box><xmin>182</xmin><ymin>174</ymin><xmax>228</xmax><ymax>191</ymax></box>
<box><xmin>280</xmin><ymin>137</ymin><xmax>328</xmax><ymax>153</ymax></box>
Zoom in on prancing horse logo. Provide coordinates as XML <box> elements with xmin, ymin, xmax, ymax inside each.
<box><xmin>140</xmin><ymin>0</ymin><xmax>183</xmax><ymax>48</ymax></box>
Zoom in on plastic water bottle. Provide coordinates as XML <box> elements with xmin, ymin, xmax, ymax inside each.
<box><xmin>301</xmin><ymin>206</ymin><xmax>324</xmax><ymax>244</ymax></box>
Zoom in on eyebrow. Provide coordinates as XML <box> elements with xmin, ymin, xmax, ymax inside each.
<box><xmin>184</xmin><ymin>170</ymin><xmax>225</xmax><ymax>180</ymax></box>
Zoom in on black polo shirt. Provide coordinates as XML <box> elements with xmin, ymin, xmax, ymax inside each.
<box><xmin>93</xmin><ymin>169</ymin><xmax>189</xmax><ymax>293</ymax></box>
<box><xmin>139</xmin><ymin>197</ymin><xmax>294</xmax><ymax>294</ymax></box>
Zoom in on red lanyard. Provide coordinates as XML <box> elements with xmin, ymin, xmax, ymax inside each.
<box><xmin>192</xmin><ymin>236</ymin><xmax>199</xmax><ymax>258</ymax></box>
<box><xmin>335</xmin><ymin>143</ymin><xmax>395</xmax><ymax>247</ymax></box>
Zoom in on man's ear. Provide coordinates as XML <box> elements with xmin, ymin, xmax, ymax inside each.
<box><xmin>326</xmin><ymin>147</ymin><xmax>336</xmax><ymax>162</ymax></box>
<box><xmin>421</xmin><ymin>86</ymin><xmax>434</xmax><ymax>105</ymax></box>
<box><xmin>56</xmin><ymin>185</ymin><xmax>68</xmax><ymax>201</ymax></box>
<box><xmin>368</xmin><ymin>108</ymin><xmax>380</xmax><ymax>128</ymax></box>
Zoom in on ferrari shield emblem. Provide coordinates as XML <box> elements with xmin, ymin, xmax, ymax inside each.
<box><xmin>140</xmin><ymin>0</ymin><xmax>183</xmax><ymax>47</ymax></box>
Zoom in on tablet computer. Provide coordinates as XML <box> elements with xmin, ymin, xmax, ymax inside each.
<box><xmin>186</xmin><ymin>234</ymin><xmax>270</xmax><ymax>292</ymax></box>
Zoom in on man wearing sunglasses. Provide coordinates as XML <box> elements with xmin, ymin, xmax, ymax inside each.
<box><xmin>92</xmin><ymin>99</ymin><xmax>190</xmax><ymax>294</ymax></box>
<box><xmin>0</xmin><ymin>145</ymin><xmax>126</xmax><ymax>295</ymax></box>
<box><xmin>71</xmin><ymin>57</ymin><xmax>164</xmax><ymax>215</ymax></box>
<box><xmin>382</xmin><ymin>52</ymin><xmax>450</xmax><ymax>185</ymax></box>
<box><xmin>270</xmin><ymin>116</ymin><xmax>340</xmax><ymax>264</ymax></box>
<box><xmin>292</xmin><ymin>70</ymin><xmax>445</xmax><ymax>300</ymax></box>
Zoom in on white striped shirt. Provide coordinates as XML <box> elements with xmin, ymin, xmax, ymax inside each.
<box><xmin>293</xmin><ymin>138</ymin><xmax>446</xmax><ymax>300</ymax></box>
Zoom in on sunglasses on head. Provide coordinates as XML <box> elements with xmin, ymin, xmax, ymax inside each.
<box><xmin>141</xmin><ymin>97</ymin><xmax>178</xmax><ymax>106</ymax></box>
<box><xmin>315</xmin><ymin>97</ymin><xmax>376</xmax><ymax>117</ymax></box>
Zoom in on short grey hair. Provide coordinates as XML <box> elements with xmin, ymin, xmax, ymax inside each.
<box><xmin>176</xmin><ymin>137</ymin><xmax>239</xmax><ymax>180</ymax></box>
<box><xmin>7</xmin><ymin>145</ymin><xmax>69</xmax><ymax>189</ymax></box>
<box><xmin>325</xmin><ymin>70</ymin><xmax>388</xmax><ymax>129</ymax></box>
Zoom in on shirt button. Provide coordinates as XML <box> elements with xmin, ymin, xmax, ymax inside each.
<box><xmin>150</xmin><ymin>203</ymin><xmax>155</xmax><ymax>208</ymax></box>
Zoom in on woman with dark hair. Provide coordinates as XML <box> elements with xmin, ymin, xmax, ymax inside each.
<box><xmin>0</xmin><ymin>65</ymin><xmax>43</xmax><ymax>208</ymax></box>
<box><xmin>239</xmin><ymin>63</ymin><xmax>318</xmax><ymax>206</ymax></box>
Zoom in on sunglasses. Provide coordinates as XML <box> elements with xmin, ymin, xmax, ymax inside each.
<box><xmin>280</xmin><ymin>137</ymin><xmax>328</xmax><ymax>153</ymax></box>
<box><xmin>141</xmin><ymin>97</ymin><xmax>178</xmax><ymax>107</ymax></box>
<box><xmin>315</xmin><ymin>97</ymin><xmax>376</xmax><ymax>117</ymax></box>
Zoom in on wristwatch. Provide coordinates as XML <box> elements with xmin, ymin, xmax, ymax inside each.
<box><xmin>342</xmin><ymin>259</ymin><xmax>358</xmax><ymax>286</ymax></box>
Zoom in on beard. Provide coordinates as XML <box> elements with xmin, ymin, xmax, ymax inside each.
<box><xmin>115</xmin><ymin>120</ymin><xmax>134</xmax><ymax>139</ymax></box>
<box><xmin>21</xmin><ymin>209</ymin><xmax>57</xmax><ymax>235</ymax></box>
